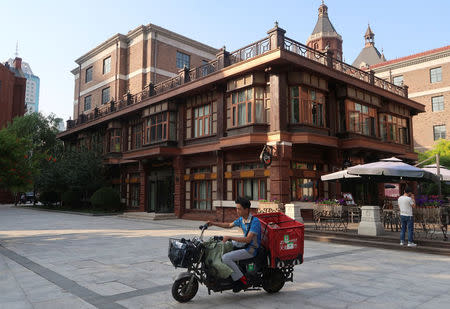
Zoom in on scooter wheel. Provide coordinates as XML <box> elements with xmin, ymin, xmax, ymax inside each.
<box><xmin>262</xmin><ymin>268</ymin><xmax>285</xmax><ymax>293</ymax></box>
<box><xmin>172</xmin><ymin>276</ymin><xmax>199</xmax><ymax>303</ymax></box>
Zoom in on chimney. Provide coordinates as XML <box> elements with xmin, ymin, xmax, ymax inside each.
<box><xmin>13</xmin><ymin>57</ymin><xmax>22</xmax><ymax>70</ymax></box>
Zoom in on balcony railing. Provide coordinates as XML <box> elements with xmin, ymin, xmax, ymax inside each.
<box><xmin>66</xmin><ymin>27</ymin><xmax>408</xmax><ymax>131</ymax></box>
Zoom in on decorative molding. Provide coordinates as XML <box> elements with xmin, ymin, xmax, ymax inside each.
<box><xmin>409</xmin><ymin>86</ymin><xmax>450</xmax><ymax>98</ymax></box>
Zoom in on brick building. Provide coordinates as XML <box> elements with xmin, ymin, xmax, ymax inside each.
<box><xmin>0</xmin><ymin>58</ymin><xmax>26</xmax><ymax>129</ymax></box>
<box><xmin>71</xmin><ymin>23</ymin><xmax>218</xmax><ymax>122</ymax></box>
<box><xmin>58</xmin><ymin>21</ymin><xmax>423</xmax><ymax>221</ymax></box>
<box><xmin>370</xmin><ymin>46</ymin><xmax>450</xmax><ymax>151</ymax></box>
<box><xmin>0</xmin><ymin>57</ymin><xmax>26</xmax><ymax>203</ymax></box>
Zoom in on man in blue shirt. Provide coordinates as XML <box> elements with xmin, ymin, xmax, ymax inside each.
<box><xmin>207</xmin><ymin>197</ymin><xmax>261</xmax><ymax>292</ymax></box>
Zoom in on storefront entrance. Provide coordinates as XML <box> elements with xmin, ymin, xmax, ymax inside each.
<box><xmin>146</xmin><ymin>168</ymin><xmax>174</xmax><ymax>213</ymax></box>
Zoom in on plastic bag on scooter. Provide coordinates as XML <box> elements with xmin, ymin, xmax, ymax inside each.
<box><xmin>203</xmin><ymin>239</ymin><xmax>234</xmax><ymax>279</ymax></box>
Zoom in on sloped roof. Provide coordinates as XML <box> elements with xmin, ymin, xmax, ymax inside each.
<box><xmin>312</xmin><ymin>14</ymin><xmax>338</xmax><ymax>35</ymax></box>
<box><xmin>352</xmin><ymin>45</ymin><xmax>386</xmax><ymax>68</ymax></box>
<box><xmin>365</xmin><ymin>25</ymin><xmax>374</xmax><ymax>38</ymax></box>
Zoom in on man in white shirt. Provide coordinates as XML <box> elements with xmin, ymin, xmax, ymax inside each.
<box><xmin>397</xmin><ymin>187</ymin><xmax>417</xmax><ymax>247</ymax></box>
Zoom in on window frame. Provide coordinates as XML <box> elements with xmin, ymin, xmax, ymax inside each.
<box><xmin>193</xmin><ymin>104</ymin><xmax>212</xmax><ymax>138</ymax></box>
<box><xmin>103</xmin><ymin>56</ymin><xmax>111</xmax><ymax>74</ymax></box>
<box><xmin>431</xmin><ymin>96</ymin><xmax>444</xmax><ymax>112</ymax></box>
<box><xmin>109</xmin><ymin>128</ymin><xmax>122</xmax><ymax>152</ymax></box>
<box><xmin>131</xmin><ymin>123</ymin><xmax>143</xmax><ymax>149</ymax></box>
<box><xmin>289</xmin><ymin>86</ymin><xmax>326</xmax><ymax>127</ymax></box>
<box><xmin>430</xmin><ymin>67</ymin><xmax>442</xmax><ymax>83</ymax></box>
<box><xmin>433</xmin><ymin>125</ymin><xmax>446</xmax><ymax>141</ymax></box>
<box><xmin>191</xmin><ymin>180</ymin><xmax>212</xmax><ymax>210</ymax></box>
<box><xmin>176</xmin><ymin>51</ymin><xmax>190</xmax><ymax>69</ymax></box>
<box><xmin>143</xmin><ymin>112</ymin><xmax>175</xmax><ymax>145</ymax></box>
<box><xmin>84</xmin><ymin>95</ymin><xmax>92</xmax><ymax>111</ymax></box>
<box><xmin>85</xmin><ymin>66</ymin><xmax>93</xmax><ymax>83</ymax></box>
<box><xmin>379</xmin><ymin>113</ymin><xmax>409</xmax><ymax>144</ymax></box>
<box><xmin>230</xmin><ymin>87</ymin><xmax>265</xmax><ymax>127</ymax></box>
<box><xmin>102</xmin><ymin>87</ymin><xmax>110</xmax><ymax>105</ymax></box>
<box><xmin>234</xmin><ymin>178</ymin><xmax>267</xmax><ymax>201</ymax></box>
<box><xmin>345</xmin><ymin>100</ymin><xmax>377</xmax><ymax>137</ymax></box>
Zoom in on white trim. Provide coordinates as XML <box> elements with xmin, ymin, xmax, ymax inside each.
<box><xmin>157</xmin><ymin>34</ymin><xmax>215</xmax><ymax>59</ymax></box>
<box><xmin>374</xmin><ymin>55</ymin><xmax>450</xmax><ymax>78</ymax></box>
<box><xmin>73</xmin><ymin>100</ymin><xmax>78</xmax><ymax>105</ymax></box>
<box><xmin>80</xmin><ymin>42</ymin><xmax>126</xmax><ymax>70</ymax></box>
<box><xmin>409</xmin><ymin>86</ymin><xmax>450</xmax><ymax>98</ymax></box>
<box><xmin>213</xmin><ymin>200</ymin><xmax>259</xmax><ymax>209</ymax></box>
<box><xmin>80</xmin><ymin>76</ymin><xmax>115</xmax><ymax>96</ymax></box>
<box><xmin>74</xmin><ymin>74</ymin><xmax>79</xmax><ymax>80</ymax></box>
<box><xmin>79</xmin><ymin>66</ymin><xmax>177</xmax><ymax>97</ymax></box>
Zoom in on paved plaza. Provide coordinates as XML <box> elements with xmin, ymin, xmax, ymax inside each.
<box><xmin>0</xmin><ymin>204</ymin><xmax>449</xmax><ymax>309</ymax></box>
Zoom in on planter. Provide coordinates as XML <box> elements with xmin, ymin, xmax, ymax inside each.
<box><xmin>257</xmin><ymin>202</ymin><xmax>284</xmax><ymax>214</ymax></box>
<box><xmin>313</xmin><ymin>204</ymin><xmax>349</xmax><ymax>217</ymax></box>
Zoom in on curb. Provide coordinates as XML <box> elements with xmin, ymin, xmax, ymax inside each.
<box><xmin>14</xmin><ymin>206</ymin><xmax>121</xmax><ymax>217</ymax></box>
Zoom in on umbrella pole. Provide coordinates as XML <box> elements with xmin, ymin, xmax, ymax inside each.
<box><xmin>437</xmin><ymin>154</ymin><xmax>442</xmax><ymax>198</ymax></box>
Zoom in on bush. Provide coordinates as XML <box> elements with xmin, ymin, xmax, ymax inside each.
<box><xmin>90</xmin><ymin>187</ymin><xmax>123</xmax><ymax>212</ymax></box>
<box><xmin>61</xmin><ymin>190</ymin><xmax>82</xmax><ymax>209</ymax></box>
<box><xmin>39</xmin><ymin>191</ymin><xmax>59</xmax><ymax>205</ymax></box>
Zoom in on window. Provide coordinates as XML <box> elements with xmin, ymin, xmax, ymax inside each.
<box><xmin>346</xmin><ymin>100</ymin><xmax>377</xmax><ymax>137</ymax></box>
<box><xmin>290</xmin><ymin>86</ymin><xmax>325</xmax><ymax>127</ymax></box>
<box><xmin>234</xmin><ymin>178</ymin><xmax>266</xmax><ymax>201</ymax></box>
<box><xmin>232</xmin><ymin>162</ymin><xmax>264</xmax><ymax>171</ymax></box>
<box><xmin>102</xmin><ymin>87</ymin><xmax>110</xmax><ymax>104</ymax></box>
<box><xmin>430</xmin><ymin>67</ymin><xmax>442</xmax><ymax>83</ymax></box>
<box><xmin>109</xmin><ymin>128</ymin><xmax>121</xmax><ymax>152</ymax></box>
<box><xmin>84</xmin><ymin>95</ymin><xmax>92</xmax><ymax>111</ymax></box>
<box><xmin>192</xmin><ymin>181</ymin><xmax>212</xmax><ymax>210</ymax></box>
<box><xmin>393</xmin><ymin>75</ymin><xmax>403</xmax><ymax>86</ymax></box>
<box><xmin>103</xmin><ymin>57</ymin><xmax>111</xmax><ymax>74</ymax></box>
<box><xmin>85</xmin><ymin>67</ymin><xmax>93</xmax><ymax>83</ymax></box>
<box><xmin>432</xmin><ymin>96</ymin><xmax>444</xmax><ymax>112</ymax></box>
<box><xmin>131</xmin><ymin>123</ymin><xmax>142</xmax><ymax>149</ymax></box>
<box><xmin>291</xmin><ymin>178</ymin><xmax>318</xmax><ymax>201</ymax></box>
<box><xmin>176</xmin><ymin>51</ymin><xmax>190</xmax><ymax>69</ymax></box>
<box><xmin>433</xmin><ymin>125</ymin><xmax>446</xmax><ymax>141</ymax></box>
<box><xmin>291</xmin><ymin>162</ymin><xmax>323</xmax><ymax>171</ymax></box>
<box><xmin>231</xmin><ymin>87</ymin><xmax>265</xmax><ymax>127</ymax></box>
<box><xmin>379</xmin><ymin>114</ymin><xmax>409</xmax><ymax>144</ymax></box>
<box><xmin>193</xmin><ymin>105</ymin><xmax>212</xmax><ymax>137</ymax></box>
<box><xmin>144</xmin><ymin>112</ymin><xmax>176</xmax><ymax>144</ymax></box>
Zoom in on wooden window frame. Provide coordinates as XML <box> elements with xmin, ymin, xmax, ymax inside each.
<box><xmin>345</xmin><ymin>100</ymin><xmax>377</xmax><ymax>137</ymax></box>
<box><xmin>144</xmin><ymin>112</ymin><xmax>172</xmax><ymax>145</ymax></box>
<box><xmin>109</xmin><ymin>128</ymin><xmax>122</xmax><ymax>152</ymax></box>
<box><xmin>192</xmin><ymin>180</ymin><xmax>212</xmax><ymax>210</ymax></box>
<box><xmin>291</xmin><ymin>177</ymin><xmax>318</xmax><ymax>201</ymax></box>
<box><xmin>193</xmin><ymin>104</ymin><xmax>212</xmax><ymax>138</ymax></box>
<box><xmin>131</xmin><ymin>123</ymin><xmax>143</xmax><ymax>150</ymax></box>
<box><xmin>289</xmin><ymin>86</ymin><xmax>326</xmax><ymax>127</ymax></box>
<box><xmin>85</xmin><ymin>66</ymin><xmax>93</xmax><ymax>83</ymax></box>
<box><xmin>230</xmin><ymin>87</ymin><xmax>265</xmax><ymax>127</ymax></box>
<box><xmin>234</xmin><ymin>178</ymin><xmax>267</xmax><ymax>201</ymax></box>
<box><xmin>379</xmin><ymin>113</ymin><xmax>409</xmax><ymax>144</ymax></box>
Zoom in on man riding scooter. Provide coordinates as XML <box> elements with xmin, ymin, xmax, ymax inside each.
<box><xmin>207</xmin><ymin>197</ymin><xmax>261</xmax><ymax>293</ymax></box>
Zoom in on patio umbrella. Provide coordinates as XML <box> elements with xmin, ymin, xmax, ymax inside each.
<box><xmin>320</xmin><ymin>168</ymin><xmax>361</xmax><ymax>181</ymax></box>
<box><xmin>422</xmin><ymin>164</ymin><xmax>450</xmax><ymax>182</ymax></box>
<box><xmin>347</xmin><ymin>157</ymin><xmax>440</xmax><ymax>182</ymax></box>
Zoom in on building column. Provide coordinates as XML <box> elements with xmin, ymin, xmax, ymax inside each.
<box><xmin>173</xmin><ymin>156</ymin><xmax>185</xmax><ymax>218</ymax></box>
<box><xmin>216</xmin><ymin>151</ymin><xmax>225</xmax><ymax>200</ymax></box>
<box><xmin>269</xmin><ymin>142</ymin><xmax>292</xmax><ymax>204</ymax></box>
<box><xmin>138</xmin><ymin>160</ymin><xmax>146</xmax><ymax>212</ymax></box>
<box><xmin>269</xmin><ymin>72</ymin><xmax>288</xmax><ymax>132</ymax></box>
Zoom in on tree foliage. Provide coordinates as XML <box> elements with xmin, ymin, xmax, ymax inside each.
<box><xmin>417</xmin><ymin>139</ymin><xmax>450</xmax><ymax>168</ymax></box>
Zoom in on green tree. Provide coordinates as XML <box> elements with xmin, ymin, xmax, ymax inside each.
<box><xmin>418</xmin><ymin>139</ymin><xmax>450</xmax><ymax>168</ymax></box>
<box><xmin>0</xmin><ymin>129</ymin><xmax>34</xmax><ymax>193</ymax></box>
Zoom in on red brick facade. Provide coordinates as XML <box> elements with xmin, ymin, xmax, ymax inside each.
<box><xmin>0</xmin><ymin>59</ymin><xmax>26</xmax><ymax>129</ymax></box>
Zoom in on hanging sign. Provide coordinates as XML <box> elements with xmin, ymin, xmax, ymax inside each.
<box><xmin>260</xmin><ymin>145</ymin><xmax>273</xmax><ymax>167</ymax></box>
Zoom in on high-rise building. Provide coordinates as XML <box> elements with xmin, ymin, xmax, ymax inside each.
<box><xmin>6</xmin><ymin>58</ymin><xmax>40</xmax><ymax>113</ymax></box>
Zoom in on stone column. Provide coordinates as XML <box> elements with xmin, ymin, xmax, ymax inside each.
<box><xmin>358</xmin><ymin>206</ymin><xmax>384</xmax><ymax>236</ymax></box>
<box><xmin>285</xmin><ymin>204</ymin><xmax>304</xmax><ymax>223</ymax></box>
<box><xmin>215</xmin><ymin>47</ymin><xmax>230</xmax><ymax>69</ymax></box>
<box><xmin>267</xmin><ymin>22</ymin><xmax>286</xmax><ymax>50</ymax></box>
<box><xmin>138</xmin><ymin>160</ymin><xmax>146</xmax><ymax>212</ymax></box>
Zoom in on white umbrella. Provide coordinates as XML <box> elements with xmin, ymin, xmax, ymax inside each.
<box><xmin>422</xmin><ymin>164</ymin><xmax>450</xmax><ymax>181</ymax></box>
<box><xmin>321</xmin><ymin>168</ymin><xmax>361</xmax><ymax>181</ymax></box>
<box><xmin>347</xmin><ymin>157</ymin><xmax>439</xmax><ymax>182</ymax></box>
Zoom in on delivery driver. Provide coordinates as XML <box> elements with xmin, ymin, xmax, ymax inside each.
<box><xmin>207</xmin><ymin>197</ymin><xmax>261</xmax><ymax>292</ymax></box>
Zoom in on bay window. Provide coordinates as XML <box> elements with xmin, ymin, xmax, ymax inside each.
<box><xmin>289</xmin><ymin>86</ymin><xmax>326</xmax><ymax>127</ymax></box>
<box><xmin>231</xmin><ymin>87</ymin><xmax>265</xmax><ymax>126</ymax></box>
<box><xmin>346</xmin><ymin>100</ymin><xmax>377</xmax><ymax>137</ymax></box>
<box><xmin>379</xmin><ymin>114</ymin><xmax>409</xmax><ymax>144</ymax></box>
<box><xmin>109</xmin><ymin>129</ymin><xmax>122</xmax><ymax>152</ymax></box>
<box><xmin>193</xmin><ymin>104</ymin><xmax>212</xmax><ymax>137</ymax></box>
<box><xmin>144</xmin><ymin>112</ymin><xmax>177</xmax><ymax>144</ymax></box>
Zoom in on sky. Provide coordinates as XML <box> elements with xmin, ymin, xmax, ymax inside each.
<box><xmin>1</xmin><ymin>0</ymin><xmax>449</xmax><ymax>124</ymax></box>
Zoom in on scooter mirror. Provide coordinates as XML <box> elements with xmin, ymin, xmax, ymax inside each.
<box><xmin>199</xmin><ymin>225</ymin><xmax>208</xmax><ymax>230</ymax></box>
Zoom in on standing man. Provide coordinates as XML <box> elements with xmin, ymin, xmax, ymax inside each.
<box><xmin>398</xmin><ymin>187</ymin><xmax>417</xmax><ymax>247</ymax></box>
<box><xmin>207</xmin><ymin>197</ymin><xmax>261</xmax><ymax>292</ymax></box>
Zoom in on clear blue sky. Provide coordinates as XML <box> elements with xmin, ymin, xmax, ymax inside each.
<box><xmin>1</xmin><ymin>0</ymin><xmax>449</xmax><ymax>123</ymax></box>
